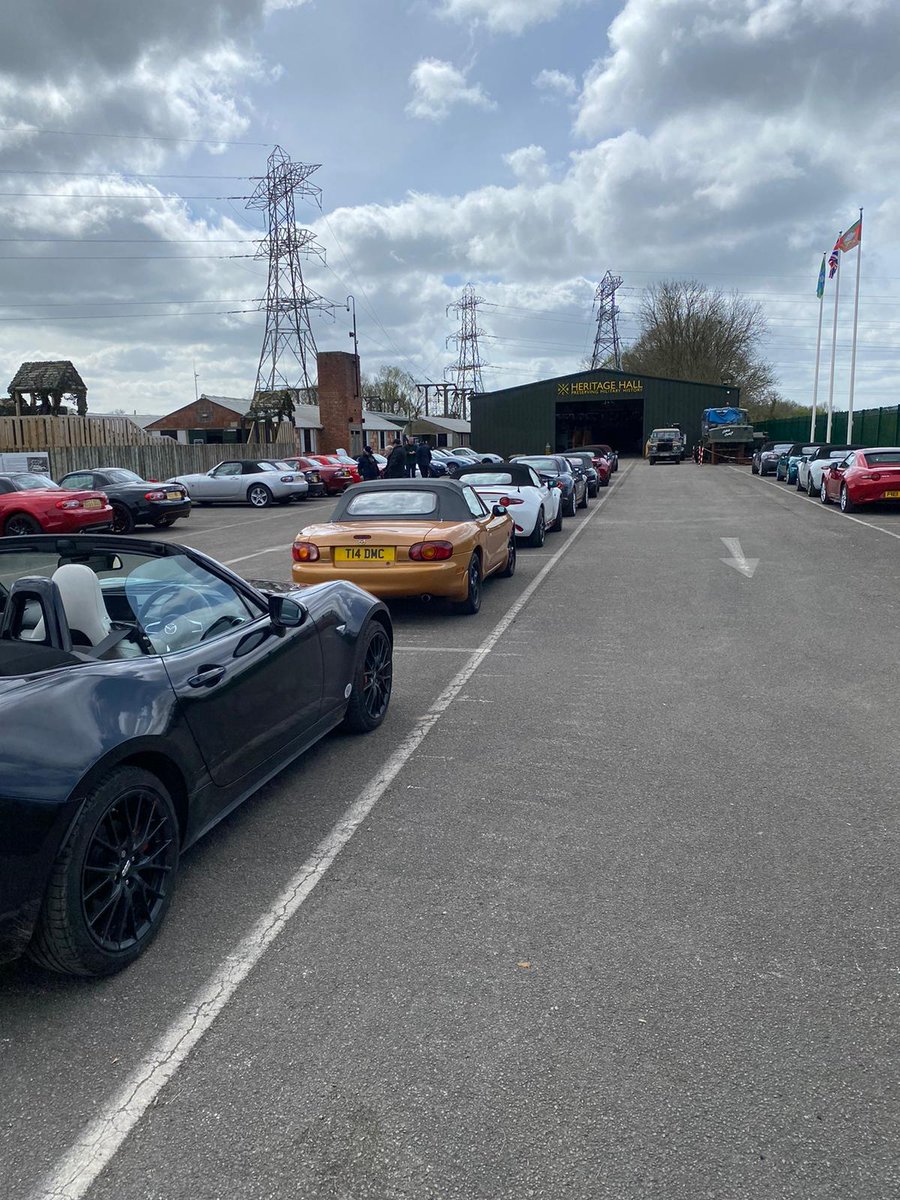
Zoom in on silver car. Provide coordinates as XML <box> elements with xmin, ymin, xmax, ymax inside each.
<box><xmin>168</xmin><ymin>458</ymin><xmax>310</xmax><ymax>508</ymax></box>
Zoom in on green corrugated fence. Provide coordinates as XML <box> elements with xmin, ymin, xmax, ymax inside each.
<box><xmin>755</xmin><ymin>407</ymin><xmax>900</xmax><ymax>446</ymax></box>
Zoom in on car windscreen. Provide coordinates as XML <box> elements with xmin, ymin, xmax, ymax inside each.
<box><xmin>772</xmin><ymin>443</ymin><xmax>793</xmax><ymax>453</ymax></box>
<box><xmin>344</xmin><ymin>490</ymin><xmax>439</xmax><ymax>516</ymax></box>
<box><xmin>515</xmin><ymin>457</ymin><xmax>558</xmax><ymax>473</ymax></box>
<box><xmin>9</xmin><ymin>473</ymin><xmax>59</xmax><ymax>490</ymax></box>
<box><xmin>864</xmin><ymin>451</ymin><xmax>900</xmax><ymax>465</ymax></box>
<box><xmin>463</xmin><ymin>472</ymin><xmax>515</xmax><ymax>486</ymax></box>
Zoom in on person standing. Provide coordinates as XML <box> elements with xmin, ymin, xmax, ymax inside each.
<box><xmin>415</xmin><ymin>440</ymin><xmax>433</xmax><ymax>479</ymax></box>
<box><xmin>357</xmin><ymin>444</ymin><xmax>380</xmax><ymax>480</ymax></box>
<box><xmin>384</xmin><ymin>438</ymin><xmax>406</xmax><ymax>479</ymax></box>
<box><xmin>404</xmin><ymin>437</ymin><xmax>418</xmax><ymax>477</ymax></box>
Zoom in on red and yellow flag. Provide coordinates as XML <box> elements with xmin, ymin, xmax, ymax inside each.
<box><xmin>836</xmin><ymin>217</ymin><xmax>862</xmax><ymax>253</ymax></box>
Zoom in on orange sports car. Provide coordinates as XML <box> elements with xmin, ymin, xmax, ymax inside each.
<box><xmin>291</xmin><ymin>478</ymin><xmax>516</xmax><ymax>614</ymax></box>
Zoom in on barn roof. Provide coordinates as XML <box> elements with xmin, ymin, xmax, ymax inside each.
<box><xmin>8</xmin><ymin>360</ymin><xmax>87</xmax><ymax>393</ymax></box>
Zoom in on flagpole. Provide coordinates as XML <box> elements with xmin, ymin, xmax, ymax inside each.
<box><xmin>825</xmin><ymin>236</ymin><xmax>842</xmax><ymax>443</ymax></box>
<box><xmin>846</xmin><ymin>207</ymin><xmax>863</xmax><ymax>443</ymax></box>
<box><xmin>811</xmin><ymin>256</ymin><xmax>826</xmax><ymax>441</ymax></box>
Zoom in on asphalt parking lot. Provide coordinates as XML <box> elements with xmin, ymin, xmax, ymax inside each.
<box><xmin>3</xmin><ymin>462</ymin><xmax>899</xmax><ymax>1200</ymax></box>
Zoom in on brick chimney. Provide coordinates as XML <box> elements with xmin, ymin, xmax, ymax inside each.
<box><xmin>317</xmin><ymin>351</ymin><xmax>361</xmax><ymax>453</ymax></box>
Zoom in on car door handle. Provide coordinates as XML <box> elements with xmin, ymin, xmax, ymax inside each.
<box><xmin>187</xmin><ymin>664</ymin><xmax>227</xmax><ymax>688</ymax></box>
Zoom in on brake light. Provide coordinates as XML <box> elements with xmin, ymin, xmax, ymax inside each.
<box><xmin>280</xmin><ymin>475</ymin><xmax>295</xmax><ymax>483</ymax></box>
<box><xmin>55</xmin><ymin>499</ymin><xmax>82</xmax><ymax>510</ymax></box>
<box><xmin>497</xmin><ymin>496</ymin><xmax>525</xmax><ymax>506</ymax></box>
<box><xmin>409</xmin><ymin>541</ymin><xmax>453</xmax><ymax>561</ymax></box>
<box><xmin>144</xmin><ymin>489</ymin><xmax>167</xmax><ymax>501</ymax></box>
<box><xmin>292</xmin><ymin>541</ymin><xmax>320</xmax><ymax>562</ymax></box>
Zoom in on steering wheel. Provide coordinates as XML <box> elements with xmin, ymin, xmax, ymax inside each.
<box><xmin>137</xmin><ymin>584</ymin><xmax>215</xmax><ymax>652</ymax></box>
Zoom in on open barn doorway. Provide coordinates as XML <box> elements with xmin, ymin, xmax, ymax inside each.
<box><xmin>555</xmin><ymin>396</ymin><xmax>645</xmax><ymax>456</ymax></box>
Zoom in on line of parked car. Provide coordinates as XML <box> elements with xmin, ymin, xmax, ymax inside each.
<box><xmin>752</xmin><ymin>439</ymin><xmax>900</xmax><ymax>513</ymax></box>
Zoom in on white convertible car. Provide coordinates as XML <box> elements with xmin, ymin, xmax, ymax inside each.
<box><xmin>456</xmin><ymin>461</ymin><xmax>562</xmax><ymax>547</ymax></box>
<box><xmin>796</xmin><ymin>448</ymin><xmax>855</xmax><ymax>496</ymax></box>
<box><xmin>168</xmin><ymin>459</ymin><xmax>310</xmax><ymax>508</ymax></box>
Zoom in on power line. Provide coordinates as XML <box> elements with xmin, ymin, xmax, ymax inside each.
<box><xmin>0</xmin><ymin>124</ymin><xmax>271</xmax><ymax>146</ymax></box>
<box><xmin>0</xmin><ymin>190</ymin><xmax>244</xmax><ymax>200</ymax></box>
<box><xmin>0</xmin><ymin>169</ymin><xmax>249</xmax><ymax>180</ymax></box>
<box><xmin>0</xmin><ymin>237</ymin><xmax>256</xmax><ymax>243</ymax></box>
<box><xmin>0</xmin><ymin>308</ymin><xmax>257</xmax><ymax>323</ymax></box>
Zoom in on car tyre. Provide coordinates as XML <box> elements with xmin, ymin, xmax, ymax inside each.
<box><xmin>342</xmin><ymin>622</ymin><xmax>393</xmax><ymax>733</ymax></box>
<box><xmin>528</xmin><ymin>510</ymin><xmax>545</xmax><ymax>548</ymax></box>
<box><xmin>28</xmin><ymin>766</ymin><xmax>179</xmax><ymax>977</ymax></box>
<box><xmin>248</xmin><ymin>484</ymin><xmax>272</xmax><ymax>508</ymax></box>
<box><xmin>649</xmin><ymin>456</ymin><xmax>656</xmax><ymax>465</ymax></box>
<box><xmin>549</xmin><ymin>500</ymin><xmax>563</xmax><ymax>533</ymax></box>
<box><xmin>499</xmin><ymin>536</ymin><xmax>516</xmax><ymax>577</ymax></box>
<box><xmin>454</xmin><ymin>553</ymin><xmax>482</xmax><ymax>615</ymax></box>
<box><xmin>3</xmin><ymin>513</ymin><xmax>42</xmax><ymax>536</ymax></box>
<box><xmin>840</xmin><ymin>484</ymin><xmax>854</xmax><ymax>513</ymax></box>
<box><xmin>111</xmin><ymin>502</ymin><xmax>135</xmax><ymax>534</ymax></box>
<box><xmin>565</xmin><ymin>493</ymin><xmax>577</xmax><ymax>518</ymax></box>
<box><xmin>276</xmin><ymin>497</ymin><xmax>292</xmax><ymax>506</ymax></box>
<box><xmin>820</xmin><ymin>478</ymin><xmax>831</xmax><ymax>504</ymax></box>
<box><xmin>751</xmin><ymin>462</ymin><xmax>759</xmax><ymax>475</ymax></box>
<box><xmin>578</xmin><ymin>487</ymin><xmax>588</xmax><ymax>509</ymax></box>
<box><xmin>807</xmin><ymin>475</ymin><xmax>817</xmax><ymax>497</ymax></box>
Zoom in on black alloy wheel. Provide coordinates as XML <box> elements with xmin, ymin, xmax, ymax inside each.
<box><xmin>29</xmin><ymin>767</ymin><xmax>179</xmax><ymax>976</ymax></box>
<box><xmin>454</xmin><ymin>553</ymin><xmax>482</xmax><ymax>615</ymax></box>
<box><xmin>343</xmin><ymin>623</ymin><xmax>393</xmax><ymax>732</ymax></box>
<box><xmin>578</xmin><ymin>485</ymin><xmax>588</xmax><ymax>509</ymax></box>
<box><xmin>751</xmin><ymin>461</ymin><xmax>759</xmax><ymax>474</ymax></box>
<box><xmin>500</xmin><ymin>536</ymin><xmax>517</xmax><ymax>577</ymax></box>
<box><xmin>111</xmin><ymin>502</ymin><xmax>135</xmax><ymax>534</ymax></box>
<box><xmin>4</xmin><ymin>513</ymin><xmax>42</xmax><ymax>536</ymax></box>
<box><xmin>248</xmin><ymin>484</ymin><xmax>273</xmax><ymax>508</ymax></box>
<box><xmin>565</xmin><ymin>491</ymin><xmax>577</xmax><ymax>517</ymax></box>
<box><xmin>528</xmin><ymin>510</ymin><xmax>545</xmax><ymax>548</ymax></box>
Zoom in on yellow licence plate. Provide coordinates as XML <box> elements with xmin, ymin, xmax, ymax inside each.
<box><xmin>884</xmin><ymin>490</ymin><xmax>900</xmax><ymax>498</ymax></box>
<box><xmin>83</xmin><ymin>499</ymin><xmax>102</xmax><ymax>509</ymax></box>
<box><xmin>166</xmin><ymin>491</ymin><xmax>183</xmax><ymax>501</ymax></box>
<box><xmin>334</xmin><ymin>546</ymin><xmax>395</xmax><ymax>563</ymax></box>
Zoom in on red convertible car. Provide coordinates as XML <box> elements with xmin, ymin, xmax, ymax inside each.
<box><xmin>308</xmin><ymin>455</ymin><xmax>361</xmax><ymax>491</ymax></box>
<box><xmin>820</xmin><ymin>447</ymin><xmax>900</xmax><ymax>512</ymax></box>
<box><xmin>0</xmin><ymin>472</ymin><xmax>113</xmax><ymax>535</ymax></box>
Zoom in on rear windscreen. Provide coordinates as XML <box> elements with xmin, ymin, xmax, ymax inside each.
<box><xmin>345</xmin><ymin>491</ymin><xmax>438</xmax><ymax>516</ymax></box>
<box><xmin>864</xmin><ymin>451</ymin><xmax>900</xmax><ymax>465</ymax></box>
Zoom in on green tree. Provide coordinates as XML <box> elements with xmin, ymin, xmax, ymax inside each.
<box><xmin>621</xmin><ymin>280</ymin><xmax>781</xmax><ymax>411</ymax></box>
<box><xmin>362</xmin><ymin>365</ymin><xmax>422</xmax><ymax>416</ymax></box>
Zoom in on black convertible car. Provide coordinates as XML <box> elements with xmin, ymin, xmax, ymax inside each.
<box><xmin>0</xmin><ymin>534</ymin><xmax>393</xmax><ymax>977</ymax></box>
<box><xmin>58</xmin><ymin>467</ymin><xmax>191</xmax><ymax>533</ymax></box>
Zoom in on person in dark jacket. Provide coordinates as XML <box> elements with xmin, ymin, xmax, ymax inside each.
<box><xmin>415</xmin><ymin>441</ymin><xmax>433</xmax><ymax>479</ymax></box>
<box><xmin>384</xmin><ymin>439</ymin><xmax>407</xmax><ymax>479</ymax></box>
<box><xmin>404</xmin><ymin>437</ymin><xmax>418</xmax><ymax>477</ymax></box>
<box><xmin>357</xmin><ymin>445</ymin><xmax>381</xmax><ymax>481</ymax></box>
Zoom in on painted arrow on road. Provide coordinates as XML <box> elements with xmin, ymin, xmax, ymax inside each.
<box><xmin>721</xmin><ymin>537</ymin><xmax>759</xmax><ymax>578</ymax></box>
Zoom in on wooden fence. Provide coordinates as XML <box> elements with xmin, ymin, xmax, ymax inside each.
<box><xmin>0</xmin><ymin>415</ymin><xmax>155</xmax><ymax>450</ymax></box>
<box><xmin>45</xmin><ymin>441</ymin><xmax>301</xmax><ymax>482</ymax></box>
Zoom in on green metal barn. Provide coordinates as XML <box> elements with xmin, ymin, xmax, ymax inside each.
<box><xmin>471</xmin><ymin>367</ymin><xmax>739</xmax><ymax>458</ymax></box>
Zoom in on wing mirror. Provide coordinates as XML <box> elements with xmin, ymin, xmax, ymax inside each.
<box><xmin>492</xmin><ymin>504</ymin><xmax>508</xmax><ymax>517</ymax></box>
<box><xmin>268</xmin><ymin>593</ymin><xmax>308</xmax><ymax>634</ymax></box>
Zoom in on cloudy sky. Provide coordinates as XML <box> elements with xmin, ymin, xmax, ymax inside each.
<box><xmin>1</xmin><ymin>0</ymin><xmax>898</xmax><ymax>415</ymax></box>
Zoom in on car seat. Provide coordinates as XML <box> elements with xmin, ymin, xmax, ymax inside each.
<box><xmin>51</xmin><ymin>564</ymin><xmax>113</xmax><ymax>647</ymax></box>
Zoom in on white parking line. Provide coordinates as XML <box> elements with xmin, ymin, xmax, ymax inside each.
<box><xmin>222</xmin><ymin>546</ymin><xmax>288</xmax><ymax>566</ymax></box>
<box><xmin>29</xmin><ymin>461</ymin><xmax>633</xmax><ymax>1200</ymax></box>
<box><xmin>727</xmin><ymin>466</ymin><xmax>900</xmax><ymax>543</ymax></box>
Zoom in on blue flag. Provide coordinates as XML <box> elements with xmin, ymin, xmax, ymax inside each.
<box><xmin>816</xmin><ymin>253</ymin><xmax>826</xmax><ymax>298</ymax></box>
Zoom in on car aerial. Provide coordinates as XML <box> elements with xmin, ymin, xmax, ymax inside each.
<box><xmin>309</xmin><ymin>455</ymin><xmax>361</xmax><ymax>488</ymax></box>
<box><xmin>291</xmin><ymin>478</ymin><xmax>516</xmax><ymax>614</ymax></box>
<box><xmin>57</xmin><ymin>467</ymin><xmax>191</xmax><ymax>533</ymax></box>
<box><xmin>457</xmin><ymin>461</ymin><xmax>563</xmax><ymax>546</ymax></box>
<box><xmin>796</xmin><ymin>445</ymin><xmax>859</xmax><ymax>494</ymax></box>
<box><xmin>281</xmin><ymin>456</ymin><xmax>328</xmax><ymax>497</ymax></box>
<box><xmin>511</xmin><ymin>454</ymin><xmax>585</xmax><ymax>517</ymax></box>
<box><xmin>775</xmin><ymin>443</ymin><xmax>820</xmax><ymax>484</ymax></box>
<box><xmin>647</xmin><ymin>428</ymin><xmax>685</xmax><ymax>464</ymax></box>
<box><xmin>565</xmin><ymin>449</ymin><xmax>608</xmax><ymax>494</ymax></box>
<box><xmin>0</xmin><ymin>472</ymin><xmax>113</xmax><ymax>536</ymax></box>
<box><xmin>167</xmin><ymin>459</ymin><xmax>309</xmax><ymax>508</ymax></box>
<box><xmin>752</xmin><ymin>440</ymin><xmax>794</xmax><ymax>476</ymax></box>
<box><xmin>819</xmin><ymin>447</ymin><xmax>900</xmax><ymax>512</ymax></box>
<box><xmin>0</xmin><ymin>532</ymin><xmax>393</xmax><ymax>976</ymax></box>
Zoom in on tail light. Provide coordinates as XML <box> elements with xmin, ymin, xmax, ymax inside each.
<box><xmin>409</xmin><ymin>541</ymin><xmax>453</xmax><ymax>561</ymax></box>
<box><xmin>144</xmin><ymin>489</ymin><xmax>168</xmax><ymax>501</ymax></box>
<box><xmin>497</xmin><ymin>496</ymin><xmax>525</xmax><ymax>506</ymax></box>
<box><xmin>56</xmin><ymin>499</ymin><xmax>82</xmax><ymax>510</ymax></box>
<box><xmin>292</xmin><ymin>541</ymin><xmax>320</xmax><ymax>562</ymax></box>
<box><xmin>280</xmin><ymin>475</ymin><xmax>295</xmax><ymax>483</ymax></box>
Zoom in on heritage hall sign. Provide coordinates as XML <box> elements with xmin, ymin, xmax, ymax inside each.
<box><xmin>556</xmin><ymin>378</ymin><xmax>644</xmax><ymax>396</ymax></box>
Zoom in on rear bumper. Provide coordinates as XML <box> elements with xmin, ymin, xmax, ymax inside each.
<box><xmin>39</xmin><ymin>506</ymin><xmax>115</xmax><ymax>533</ymax></box>
<box><xmin>292</xmin><ymin>557</ymin><xmax>469</xmax><ymax>600</ymax></box>
<box><xmin>141</xmin><ymin>499</ymin><xmax>192</xmax><ymax>523</ymax></box>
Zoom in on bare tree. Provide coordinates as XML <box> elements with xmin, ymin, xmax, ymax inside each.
<box><xmin>362</xmin><ymin>365</ymin><xmax>423</xmax><ymax>417</ymax></box>
<box><xmin>621</xmin><ymin>280</ymin><xmax>780</xmax><ymax>410</ymax></box>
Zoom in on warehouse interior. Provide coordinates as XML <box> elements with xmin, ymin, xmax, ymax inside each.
<box><xmin>556</xmin><ymin>396</ymin><xmax>645</xmax><ymax>455</ymax></box>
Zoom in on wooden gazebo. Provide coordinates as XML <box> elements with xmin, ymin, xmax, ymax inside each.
<box><xmin>7</xmin><ymin>361</ymin><xmax>88</xmax><ymax>416</ymax></box>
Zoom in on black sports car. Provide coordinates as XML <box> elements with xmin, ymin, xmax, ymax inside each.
<box><xmin>57</xmin><ymin>467</ymin><xmax>191</xmax><ymax>533</ymax></box>
<box><xmin>512</xmin><ymin>454</ymin><xmax>585</xmax><ymax>517</ymax></box>
<box><xmin>0</xmin><ymin>534</ymin><xmax>393</xmax><ymax>977</ymax></box>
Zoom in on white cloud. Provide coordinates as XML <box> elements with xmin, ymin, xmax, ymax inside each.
<box><xmin>534</xmin><ymin>68</ymin><xmax>578</xmax><ymax>98</ymax></box>
<box><xmin>436</xmin><ymin>0</ymin><xmax>590</xmax><ymax>35</ymax></box>
<box><xmin>406</xmin><ymin>59</ymin><xmax>496</xmax><ymax>121</ymax></box>
<box><xmin>504</xmin><ymin>145</ymin><xmax>552</xmax><ymax>183</ymax></box>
